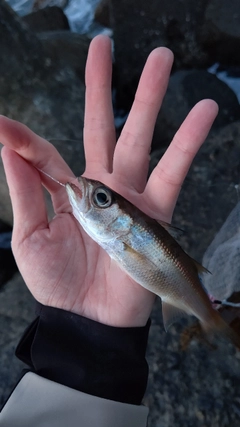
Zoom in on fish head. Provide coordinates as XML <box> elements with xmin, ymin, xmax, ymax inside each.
<box><xmin>65</xmin><ymin>177</ymin><xmax>133</xmax><ymax>243</ymax></box>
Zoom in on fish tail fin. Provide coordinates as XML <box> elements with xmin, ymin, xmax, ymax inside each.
<box><xmin>202</xmin><ymin>311</ymin><xmax>240</xmax><ymax>350</ymax></box>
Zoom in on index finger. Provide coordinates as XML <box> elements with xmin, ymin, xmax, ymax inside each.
<box><xmin>0</xmin><ymin>116</ymin><xmax>75</xmax><ymax>194</ymax></box>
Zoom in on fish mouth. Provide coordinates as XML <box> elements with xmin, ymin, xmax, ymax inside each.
<box><xmin>65</xmin><ymin>176</ymin><xmax>91</xmax><ymax>215</ymax></box>
<box><xmin>65</xmin><ymin>176</ymin><xmax>87</xmax><ymax>200</ymax></box>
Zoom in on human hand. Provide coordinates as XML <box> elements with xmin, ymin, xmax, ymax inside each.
<box><xmin>0</xmin><ymin>36</ymin><xmax>218</xmax><ymax>327</ymax></box>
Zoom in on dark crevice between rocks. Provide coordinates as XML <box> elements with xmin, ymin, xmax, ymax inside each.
<box><xmin>0</xmin><ymin>221</ymin><xmax>18</xmax><ymax>291</ymax></box>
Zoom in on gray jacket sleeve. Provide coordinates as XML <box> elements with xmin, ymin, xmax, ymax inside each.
<box><xmin>0</xmin><ymin>372</ymin><xmax>149</xmax><ymax>427</ymax></box>
<box><xmin>1</xmin><ymin>304</ymin><xmax>151</xmax><ymax>426</ymax></box>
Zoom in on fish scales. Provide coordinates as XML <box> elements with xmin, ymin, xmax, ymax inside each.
<box><xmin>116</xmin><ymin>214</ymin><xmax>215</xmax><ymax>321</ymax></box>
<box><xmin>65</xmin><ymin>176</ymin><xmax>240</xmax><ymax>347</ymax></box>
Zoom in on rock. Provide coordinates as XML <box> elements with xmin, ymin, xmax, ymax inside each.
<box><xmin>200</xmin><ymin>0</ymin><xmax>240</xmax><ymax>65</ymax></box>
<box><xmin>0</xmin><ymin>62</ymin><xmax>86</xmax><ymax>225</ymax></box>
<box><xmin>143</xmin><ymin>300</ymin><xmax>239</xmax><ymax>427</ymax></box>
<box><xmin>0</xmin><ymin>2</ymin><xmax>87</xmax><ymax>225</ymax></box>
<box><xmin>150</xmin><ymin>118</ymin><xmax>240</xmax><ymax>266</ymax></box>
<box><xmin>110</xmin><ymin>0</ymin><xmax>211</xmax><ymax>110</ymax></box>
<box><xmin>150</xmin><ymin>118</ymin><xmax>240</xmax><ymax>260</ymax></box>
<box><xmin>0</xmin><ymin>273</ymin><xmax>35</xmax><ymax>406</ymax></box>
<box><xmin>94</xmin><ymin>0</ymin><xmax>110</xmax><ymax>28</ymax></box>
<box><xmin>23</xmin><ymin>6</ymin><xmax>70</xmax><ymax>32</ymax></box>
<box><xmin>38</xmin><ymin>30</ymin><xmax>90</xmax><ymax>82</ymax></box>
<box><xmin>152</xmin><ymin>70</ymin><xmax>240</xmax><ymax>149</ymax></box>
<box><xmin>8</xmin><ymin>0</ymin><xmax>68</xmax><ymax>16</ymax></box>
<box><xmin>144</xmin><ymin>298</ymin><xmax>240</xmax><ymax>427</ymax></box>
<box><xmin>172</xmin><ymin>121</ymin><xmax>240</xmax><ymax>261</ymax></box>
<box><xmin>111</xmin><ymin>0</ymin><xmax>240</xmax><ymax>110</ymax></box>
<box><xmin>32</xmin><ymin>0</ymin><xmax>68</xmax><ymax>12</ymax></box>
<box><xmin>0</xmin><ymin>0</ymin><xmax>45</xmax><ymax>81</ymax></box>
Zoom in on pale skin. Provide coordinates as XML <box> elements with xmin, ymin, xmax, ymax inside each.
<box><xmin>0</xmin><ymin>35</ymin><xmax>218</xmax><ymax>327</ymax></box>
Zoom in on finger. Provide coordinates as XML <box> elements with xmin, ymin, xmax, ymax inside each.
<box><xmin>113</xmin><ymin>47</ymin><xmax>174</xmax><ymax>192</ymax></box>
<box><xmin>84</xmin><ymin>35</ymin><xmax>116</xmax><ymax>176</ymax></box>
<box><xmin>145</xmin><ymin>99</ymin><xmax>219</xmax><ymax>220</ymax></box>
<box><xmin>0</xmin><ymin>116</ymin><xmax>76</xmax><ymax>212</ymax></box>
<box><xmin>1</xmin><ymin>147</ymin><xmax>48</xmax><ymax>241</ymax></box>
<box><xmin>0</xmin><ymin>116</ymin><xmax>75</xmax><ymax>194</ymax></box>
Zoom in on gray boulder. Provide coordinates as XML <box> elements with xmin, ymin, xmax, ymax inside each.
<box><xmin>201</xmin><ymin>0</ymin><xmax>240</xmax><ymax>65</ymax></box>
<box><xmin>110</xmin><ymin>0</ymin><xmax>210</xmax><ymax>109</ymax></box>
<box><xmin>0</xmin><ymin>1</ymin><xmax>87</xmax><ymax>225</ymax></box>
<box><xmin>0</xmin><ymin>0</ymin><xmax>44</xmax><ymax>81</ymax></box>
<box><xmin>150</xmin><ymin>121</ymin><xmax>240</xmax><ymax>261</ymax></box>
<box><xmin>22</xmin><ymin>6</ymin><xmax>70</xmax><ymax>32</ymax></box>
<box><xmin>110</xmin><ymin>0</ymin><xmax>240</xmax><ymax>111</ymax></box>
<box><xmin>38</xmin><ymin>31</ymin><xmax>90</xmax><ymax>82</ymax></box>
<box><xmin>94</xmin><ymin>0</ymin><xmax>110</xmax><ymax>28</ymax></box>
<box><xmin>152</xmin><ymin>69</ymin><xmax>240</xmax><ymax>148</ymax></box>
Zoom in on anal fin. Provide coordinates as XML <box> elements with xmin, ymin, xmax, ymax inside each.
<box><xmin>162</xmin><ymin>300</ymin><xmax>188</xmax><ymax>332</ymax></box>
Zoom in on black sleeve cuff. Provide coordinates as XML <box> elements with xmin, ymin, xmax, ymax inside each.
<box><xmin>15</xmin><ymin>303</ymin><xmax>151</xmax><ymax>405</ymax></box>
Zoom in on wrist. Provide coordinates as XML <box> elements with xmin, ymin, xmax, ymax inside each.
<box><xmin>16</xmin><ymin>302</ymin><xmax>151</xmax><ymax>405</ymax></box>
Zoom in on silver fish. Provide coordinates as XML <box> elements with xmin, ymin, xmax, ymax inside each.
<box><xmin>65</xmin><ymin>176</ymin><xmax>240</xmax><ymax>347</ymax></box>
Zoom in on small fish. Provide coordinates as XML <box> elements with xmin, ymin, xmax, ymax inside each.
<box><xmin>62</xmin><ymin>176</ymin><xmax>239</xmax><ymax>347</ymax></box>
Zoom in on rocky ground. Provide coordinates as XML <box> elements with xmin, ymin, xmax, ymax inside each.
<box><xmin>1</xmin><ymin>274</ymin><xmax>240</xmax><ymax>426</ymax></box>
<box><xmin>0</xmin><ymin>1</ymin><xmax>240</xmax><ymax>426</ymax></box>
<box><xmin>145</xmin><ymin>302</ymin><xmax>240</xmax><ymax>427</ymax></box>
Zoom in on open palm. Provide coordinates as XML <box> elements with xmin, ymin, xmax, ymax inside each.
<box><xmin>0</xmin><ymin>36</ymin><xmax>218</xmax><ymax>327</ymax></box>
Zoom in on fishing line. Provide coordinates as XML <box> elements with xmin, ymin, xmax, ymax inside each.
<box><xmin>36</xmin><ymin>168</ymin><xmax>66</xmax><ymax>187</ymax></box>
<box><xmin>213</xmin><ymin>299</ymin><xmax>240</xmax><ymax>308</ymax></box>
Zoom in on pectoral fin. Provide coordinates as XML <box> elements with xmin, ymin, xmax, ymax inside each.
<box><xmin>123</xmin><ymin>242</ymin><xmax>158</xmax><ymax>270</ymax></box>
<box><xmin>122</xmin><ymin>242</ymin><xmax>147</xmax><ymax>260</ymax></box>
<box><xmin>161</xmin><ymin>300</ymin><xmax>188</xmax><ymax>331</ymax></box>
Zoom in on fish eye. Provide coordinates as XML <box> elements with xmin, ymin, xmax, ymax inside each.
<box><xmin>92</xmin><ymin>187</ymin><xmax>113</xmax><ymax>208</ymax></box>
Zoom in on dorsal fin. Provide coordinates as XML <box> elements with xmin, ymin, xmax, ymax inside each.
<box><xmin>156</xmin><ymin>220</ymin><xmax>184</xmax><ymax>240</ymax></box>
<box><xmin>191</xmin><ymin>258</ymin><xmax>211</xmax><ymax>275</ymax></box>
